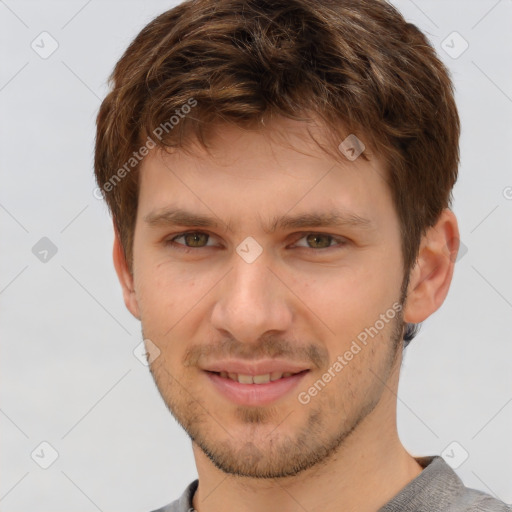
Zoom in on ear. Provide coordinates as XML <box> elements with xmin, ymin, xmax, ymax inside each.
<box><xmin>403</xmin><ymin>208</ymin><xmax>460</xmax><ymax>324</ymax></box>
<box><xmin>112</xmin><ymin>224</ymin><xmax>141</xmax><ymax>320</ymax></box>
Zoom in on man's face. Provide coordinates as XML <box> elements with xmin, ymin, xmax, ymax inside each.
<box><xmin>130</xmin><ymin>117</ymin><xmax>407</xmax><ymax>478</ymax></box>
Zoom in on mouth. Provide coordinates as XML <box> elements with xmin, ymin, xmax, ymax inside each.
<box><xmin>205</xmin><ymin>369</ymin><xmax>308</xmax><ymax>384</ymax></box>
<box><xmin>203</xmin><ymin>369</ymin><xmax>310</xmax><ymax>406</ymax></box>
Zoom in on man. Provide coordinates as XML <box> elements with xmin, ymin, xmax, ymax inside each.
<box><xmin>94</xmin><ymin>0</ymin><xmax>510</xmax><ymax>510</ymax></box>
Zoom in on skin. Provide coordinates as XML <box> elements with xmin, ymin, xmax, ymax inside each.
<box><xmin>113</xmin><ymin>116</ymin><xmax>460</xmax><ymax>512</ymax></box>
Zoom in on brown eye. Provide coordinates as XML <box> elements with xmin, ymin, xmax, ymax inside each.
<box><xmin>169</xmin><ymin>231</ymin><xmax>212</xmax><ymax>248</ymax></box>
<box><xmin>183</xmin><ymin>232</ymin><xmax>209</xmax><ymax>247</ymax></box>
<box><xmin>305</xmin><ymin>234</ymin><xmax>333</xmax><ymax>249</ymax></box>
<box><xmin>293</xmin><ymin>233</ymin><xmax>346</xmax><ymax>250</ymax></box>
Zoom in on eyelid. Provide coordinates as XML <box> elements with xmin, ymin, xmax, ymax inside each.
<box><xmin>167</xmin><ymin>230</ymin><xmax>219</xmax><ymax>247</ymax></box>
<box><xmin>291</xmin><ymin>232</ymin><xmax>348</xmax><ymax>248</ymax></box>
<box><xmin>166</xmin><ymin>230</ymin><xmax>348</xmax><ymax>250</ymax></box>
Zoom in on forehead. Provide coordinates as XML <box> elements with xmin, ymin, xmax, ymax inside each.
<box><xmin>136</xmin><ymin>117</ymin><xmax>394</xmax><ymax>233</ymax></box>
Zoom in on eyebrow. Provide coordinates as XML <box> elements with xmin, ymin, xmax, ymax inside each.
<box><xmin>143</xmin><ymin>207</ymin><xmax>375</xmax><ymax>233</ymax></box>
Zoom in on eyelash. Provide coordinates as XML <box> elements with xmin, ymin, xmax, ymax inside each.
<box><xmin>164</xmin><ymin>231</ymin><xmax>348</xmax><ymax>252</ymax></box>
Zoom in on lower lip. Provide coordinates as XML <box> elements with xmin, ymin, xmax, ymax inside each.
<box><xmin>205</xmin><ymin>371</ymin><xmax>309</xmax><ymax>406</ymax></box>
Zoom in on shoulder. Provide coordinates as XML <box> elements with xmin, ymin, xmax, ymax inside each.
<box><xmin>148</xmin><ymin>479</ymin><xmax>199</xmax><ymax>512</ymax></box>
<box><xmin>453</xmin><ymin>487</ymin><xmax>512</xmax><ymax>512</ymax></box>
<box><xmin>380</xmin><ymin>456</ymin><xmax>511</xmax><ymax>512</ymax></box>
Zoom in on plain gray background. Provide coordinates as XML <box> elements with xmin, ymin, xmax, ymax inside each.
<box><xmin>1</xmin><ymin>0</ymin><xmax>511</xmax><ymax>510</ymax></box>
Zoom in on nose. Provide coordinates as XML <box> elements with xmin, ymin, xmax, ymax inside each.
<box><xmin>210</xmin><ymin>252</ymin><xmax>293</xmax><ymax>345</ymax></box>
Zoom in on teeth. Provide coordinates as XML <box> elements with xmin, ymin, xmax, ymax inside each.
<box><xmin>218</xmin><ymin>371</ymin><xmax>298</xmax><ymax>384</ymax></box>
<box><xmin>253</xmin><ymin>373</ymin><xmax>270</xmax><ymax>384</ymax></box>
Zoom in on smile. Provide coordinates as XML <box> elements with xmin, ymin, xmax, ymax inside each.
<box><xmin>204</xmin><ymin>369</ymin><xmax>310</xmax><ymax>406</ymax></box>
<box><xmin>211</xmin><ymin>370</ymin><xmax>302</xmax><ymax>384</ymax></box>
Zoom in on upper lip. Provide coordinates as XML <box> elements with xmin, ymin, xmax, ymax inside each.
<box><xmin>201</xmin><ymin>359</ymin><xmax>311</xmax><ymax>375</ymax></box>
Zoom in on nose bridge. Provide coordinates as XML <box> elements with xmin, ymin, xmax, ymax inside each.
<box><xmin>211</xmin><ymin>249</ymin><xmax>292</xmax><ymax>342</ymax></box>
<box><xmin>230</xmin><ymin>251</ymin><xmax>274</xmax><ymax>303</ymax></box>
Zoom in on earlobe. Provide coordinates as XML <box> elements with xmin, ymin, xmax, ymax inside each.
<box><xmin>112</xmin><ymin>226</ymin><xmax>141</xmax><ymax>320</ymax></box>
<box><xmin>403</xmin><ymin>209</ymin><xmax>460</xmax><ymax>324</ymax></box>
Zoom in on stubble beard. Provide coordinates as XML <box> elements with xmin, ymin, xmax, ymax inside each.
<box><xmin>145</xmin><ymin>299</ymin><xmax>406</xmax><ymax>479</ymax></box>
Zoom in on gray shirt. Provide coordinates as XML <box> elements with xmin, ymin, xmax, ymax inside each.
<box><xmin>150</xmin><ymin>455</ymin><xmax>511</xmax><ymax>512</ymax></box>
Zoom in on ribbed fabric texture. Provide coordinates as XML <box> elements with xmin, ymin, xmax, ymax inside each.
<box><xmin>150</xmin><ymin>456</ymin><xmax>511</xmax><ymax>512</ymax></box>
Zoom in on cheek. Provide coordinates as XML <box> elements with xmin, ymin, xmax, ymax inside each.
<box><xmin>134</xmin><ymin>259</ymin><xmax>213</xmax><ymax>344</ymax></box>
<box><xmin>352</xmin><ymin>244</ymin><xmax>404</xmax><ymax>310</ymax></box>
<box><xmin>133</xmin><ymin>264</ymin><xmax>179</xmax><ymax>326</ymax></box>
<box><xmin>294</xmin><ymin>263</ymin><xmax>394</xmax><ymax>325</ymax></box>
<box><xmin>287</xmin><ymin>258</ymin><xmax>402</xmax><ymax>369</ymax></box>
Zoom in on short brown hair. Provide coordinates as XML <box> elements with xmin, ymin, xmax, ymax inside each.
<box><xmin>94</xmin><ymin>0</ymin><xmax>460</xmax><ymax>345</ymax></box>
